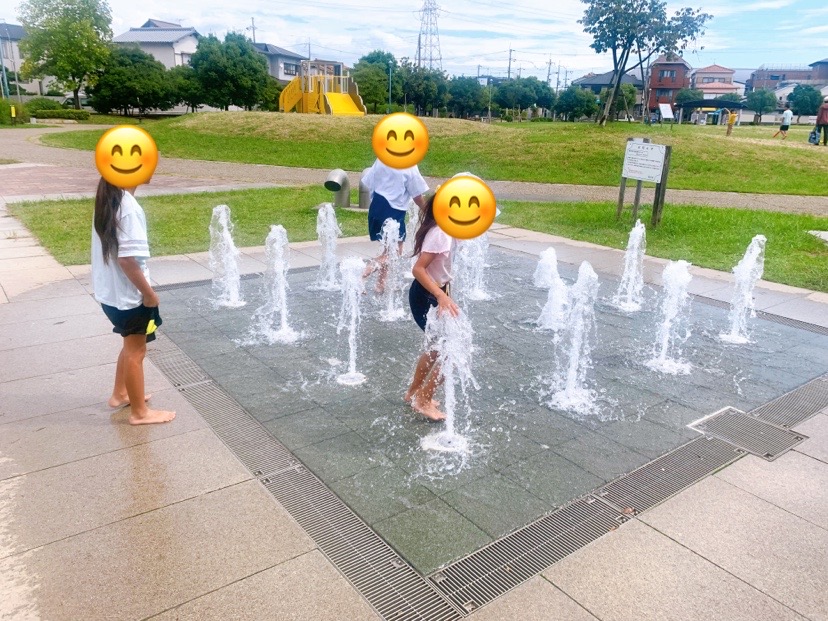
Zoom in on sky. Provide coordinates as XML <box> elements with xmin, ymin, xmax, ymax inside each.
<box><xmin>7</xmin><ymin>0</ymin><xmax>828</xmax><ymax>83</ymax></box>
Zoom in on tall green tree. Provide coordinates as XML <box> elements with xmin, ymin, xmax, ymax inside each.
<box><xmin>448</xmin><ymin>76</ymin><xmax>483</xmax><ymax>117</ymax></box>
<box><xmin>169</xmin><ymin>64</ymin><xmax>205</xmax><ymax>113</ymax></box>
<box><xmin>674</xmin><ymin>87</ymin><xmax>704</xmax><ymax>105</ymax></box>
<box><xmin>89</xmin><ymin>46</ymin><xmax>172</xmax><ymax>116</ymax></box>
<box><xmin>787</xmin><ymin>84</ymin><xmax>822</xmax><ymax>120</ymax></box>
<box><xmin>599</xmin><ymin>82</ymin><xmax>637</xmax><ymax>119</ymax></box>
<box><xmin>398</xmin><ymin>60</ymin><xmax>448</xmax><ymax>115</ymax></box>
<box><xmin>556</xmin><ymin>85</ymin><xmax>599</xmax><ymax>121</ymax></box>
<box><xmin>715</xmin><ymin>92</ymin><xmax>742</xmax><ymax>103</ymax></box>
<box><xmin>746</xmin><ymin>88</ymin><xmax>777</xmax><ymax>122</ymax></box>
<box><xmin>580</xmin><ymin>0</ymin><xmax>710</xmax><ymax>126</ymax></box>
<box><xmin>352</xmin><ymin>50</ymin><xmax>401</xmax><ymax>112</ymax></box>
<box><xmin>191</xmin><ymin>33</ymin><xmax>268</xmax><ymax>110</ymax></box>
<box><xmin>17</xmin><ymin>0</ymin><xmax>113</xmax><ymax>109</ymax></box>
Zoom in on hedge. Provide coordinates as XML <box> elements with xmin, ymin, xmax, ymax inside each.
<box><xmin>25</xmin><ymin>97</ymin><xmax>64</xmax><ymax>115</ymax></box>
<box><xmin>0</xmin><ymin>100</ymin><xmax>31</xmax><ymax>124</ymax></box>
<box><xmin>31</xmin><ymin>109</ymin><xmax>90</xmax><ymax>120</ymax></box>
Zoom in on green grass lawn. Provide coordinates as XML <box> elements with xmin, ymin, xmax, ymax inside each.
<box><xmin>40</xmin><ymin>112</ymin><xmax>828</xmax><ymax>196</ymax></box>
<box><xmin>10</xmin><ymin>186</ymin><xmax>828</xmax><ymax>292</ymax></box>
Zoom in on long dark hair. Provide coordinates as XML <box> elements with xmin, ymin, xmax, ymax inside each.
<box><xmin>94</xmin><ymin>177</ymin><xmax>124</xmax><ymax>264</ymax></box>
<box><xmin>412</xmin><ymin>194</ymin><xmax>437</xmax><ymax>256</ymax></box>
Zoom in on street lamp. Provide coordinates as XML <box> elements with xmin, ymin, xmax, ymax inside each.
<box><xmin>387</xmin><ymin>60</ymin><xmax>393</xmax><ymax>114</ymax></box>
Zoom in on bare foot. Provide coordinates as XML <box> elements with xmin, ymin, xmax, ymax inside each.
<box><xmin>109</xmin><ymin>393</ymin><xmax>152</xmax><ymax>408</ymax></box>
<box><xmin>411</xmin><ymin>399</ymin><xmax>446</xmax><ymax>422</ymax></box>
<box><xmin>403</xmin><ymin>393</ymin><xmax>439</xmax><ymax>407</ymax></box>
<box><xmin>128</xmin><ymin>408</ymin><xmax>176</xmax><ymax>425</ymax></box>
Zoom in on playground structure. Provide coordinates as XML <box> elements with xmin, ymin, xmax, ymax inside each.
<box><xmin>279</xmin><ymin>60</ymin><xmax>367</xmax><ymax>116</ymax></box>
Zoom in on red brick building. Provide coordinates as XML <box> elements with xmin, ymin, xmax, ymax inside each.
<box><xmin>647</xmin><ymin>54</ymin><xmax>692</xmax><ymax>111</ymax></box>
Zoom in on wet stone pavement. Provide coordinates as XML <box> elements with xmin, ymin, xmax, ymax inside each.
<box><xmin>158</xmin><ymin>248</ymin><xmax>828</xmax><ymax>575</ymax></box>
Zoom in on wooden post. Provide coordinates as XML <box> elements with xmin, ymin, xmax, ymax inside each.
<box><xmin>632</xmin><ymin>179</ymin><xmax>643</xmax><ymax>221</ymax></box>
<box><xmin>620</xmin><ymin>137</ymin><xmax>649</xmax><ymax>222</ymax></box>
<box><xmin>616</xmin><ymin>177</ymin><xmax>628</xmax><ymax>220</ymax></box>
<box><xmin>651</xmin><ymin>145</ymin><xmax>672</xmax><ymax>227</ymax></box>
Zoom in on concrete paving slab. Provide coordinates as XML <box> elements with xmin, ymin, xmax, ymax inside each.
<box><xmin>467</xmin><ymin>576</ymin><xmax>598</xmax><ymax>621</ymax></box>
<box><xmin>1</xmin><ymin>275</ymin><xmax>88</xmax><ymax>302</ymax></box>
<box><xmin>148</xmin><ymin>550</ymin><xmax>379</xmax><ymax>620</ymax></box>
<box><xmin>793</xmin><ymin>413</ymin><xmax>828</xmax><ymax>463</ymax></box>
<box><xmin>148</xmin><ymin>257</ymin><xmax>214</xmax><ymax>286</ymax></box>
<box><xmin>0</xmin><ymin>293</ymin><xmax>97</xmax><ymax>326</ymax></box>
<box><xmin>0</xmin><ymin>388</ymin><xmax>206</xmax><ymax>480</ymax></box>
<box><xmin>0</xmin><ymin>480</ymin><xmax>314</xmax><ymax>621</ymax></box>
<box><xmin>0</xmin><ymin>267</ymin><xmax>75</xmax><ymax>299</ymax></box>
<box><xmin>0</xmin><ymin>310</ymin><xmax>112</xmax><ymax>351</ymax></box>
<box><xmin>544</xmin><ymin>519</ymin><xmax>808</xmax><ymax>621</ymax></box>
<box><xmin>761</xmin><ymin>297</ymin><xmax>828</xmax><ymax>328</ymax></box>
<box><xmin>0</xmin><ymin>361</ymin><xmax>170</xmax><ymax>424</ymax></box>
<box><xmin>0</xmin><ymin>333</ymin><xmax>120</xmax><ymax>383</ymax></box>
<box><xmin>0</xmin><ymin>288</ymin><xmax>7</xmax><ymax>305</ymax></box>
<box><xmin>640</xmin><ymin>476</ymin><xmax>828</xmax><ymax>620</ymax></box>
<box><xmin>0</xmin><ymin>238</ymin><xmax>41</xmax><ymax>249</ymax></box>
<box><xmin>0</xmin><ymin>245</ymin><xmax>49</xmax><ymax>260</ymax></box>
<box><xmin>715</xmin><ymin>451</ymin><xmax>828</xmax><ymax>529</ymax></box>
<box><xmin>0</xmin><ymin>255</ymin><xmax>62</xmax><ymax>273</ymax></box>
<box><xmin>0</xmin><ymin>428</ymin><xmax>251</xmax><ymax>556</ymax></box>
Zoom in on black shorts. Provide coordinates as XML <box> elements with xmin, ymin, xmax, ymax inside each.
<box><xmin>101</xmin><ymin>303</ymin><xmax>162</xmax><ymax>343</ymax></box>
<box><xmin>368</xmin><ymin>193</ymin><xmax>407</xmax><ymax>242</ymax></box>
<box><xmin>780</xmin><ymin>124</ymin><xmax>790</xmax><ymax>131</ymax></box>
<box><xmin>409</xmin><ymin>279</ymin><xmax>448</xmax><ymax>332</ymax></box>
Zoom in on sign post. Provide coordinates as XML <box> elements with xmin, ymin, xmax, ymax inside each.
<box><xmin>617</xmin><ymin>138</ymin><xmax>671</xmax><ymax>227</ymax></box>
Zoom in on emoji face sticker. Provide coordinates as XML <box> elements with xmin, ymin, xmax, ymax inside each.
<box><xmin>433</xmin><ymin>176</ymin><xmax>496</xmax><ymax>240</ymax></box>
<box><xmin>372</xmin><ymin>113</ymin><xmax>429</xmax><ymax>169</ymax></box>
<box><xmin>95</xmin><ymin>126</ymin><xmax>158</xmax><ymax>188</ymax></box>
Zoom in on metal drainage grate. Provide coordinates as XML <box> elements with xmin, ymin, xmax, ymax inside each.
<box><xmin>596</xmin><ymin>436</ymin><xmax>743</xmax><ymax>514</ymax></box>
<box><xmin>749</xmin><ymin>374</ymin><xmax>828</xmax><ymax>429</ymax></box>
<box><xmin>689</xmin><ymin>407</ymin><xmax>807</xmax><ymax>461</ymax></box>
<box><xmin>263</xmin><ymin>467</ymin><xmax>462</xmax><ymax>621</ymax></box>
<box><xmin>149</xmin><ymin>337</ymin><xmax>461</xmax><ymax>621</ymax></box>
<box><xmin>429</xmin><ymin>497</ymin><xmax>624</xmax><ymax>613</ymax></box>
<box><xmin>691</xmin><ymin>293</ymin><xmax>828</xmax><ymax>337</ymax></box>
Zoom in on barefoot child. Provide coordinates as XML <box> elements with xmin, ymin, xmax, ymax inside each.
<box><xmin>404</xmin><ymin>195</ymin><xmax>460</xmax><ymax>421</ymax></box>
<box><xmin>92</xmin><ymin>178</ymin><xmax>175</xmax><ymax>425</ymax></box>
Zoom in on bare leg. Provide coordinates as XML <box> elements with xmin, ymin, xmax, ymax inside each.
<box><xmin>404</xmin><ymin>350</ymin><xmax>439</xmax><ymax>406</ymax></box>
<box><xmin>408</xmin><ymin>352</ymin><xmax>445</xmax><ymax>421</ymax></box>
<box><xmin>109</xmin><ymin>345</ymin><xmax>151</xmax><ymax>407</ymax></box>
<box><xmin>121</xmin><ymin>334</ymin><xmax>175</xmax><ymax>425</ymax></box>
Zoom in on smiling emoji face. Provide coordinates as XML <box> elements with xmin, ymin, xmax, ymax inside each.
<box><xmin>95</xmin><ymin>126</ymin><xmax>158</xmax><ymax>188</ymax></box>
<box><xmin>371</xmin><ymin>113</ymin><xmax>429</xmax><ymax>169</ymax></box>
<box><xmin>433</xmin><ymin>176</ymin><xmax>496</xmax><ymax>240</ymax></box>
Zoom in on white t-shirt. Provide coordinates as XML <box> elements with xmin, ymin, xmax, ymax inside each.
<box><xmin>421</xmin><ymin>226</ymin><xmax>453</xmax><ymax>287</ymax></box>
<box><xmin>782</xmin><ymin>109</ymin><xmax>793</xmax><ymax>125</ymax></box>
<box><xmin>91</xmin><ymin>191</ymin><xmax>151</xmax><ymax>310</ymax></box>
<box><xmin>362</xmin><ymin>159</ymin><xmax>429</xmax><ymax>211</ymax></box>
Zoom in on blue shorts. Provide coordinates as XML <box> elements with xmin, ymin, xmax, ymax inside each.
<box><xmin>409</xmin><ymin>279</ymin><xmax>448</xmax><ymax>332</ymax></box>
<box><xmin>102</xmin><ymin>303</ymin><xmax>162</xmax><ymax>343</ymax></box>
<box><xmin>368</xmin><ymin>193</ymin><xmax>406</xmax><ymax>242</ymax></box>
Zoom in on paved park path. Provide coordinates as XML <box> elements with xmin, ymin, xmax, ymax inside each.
<box><xmin>2</xmin><ymin>125</ymin><xmax>827</xmax><ymax>216</ymax></box>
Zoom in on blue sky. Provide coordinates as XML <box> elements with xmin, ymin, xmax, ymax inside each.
<box><xmin>8</xmin><ymin>0</ymin><xmax>828</xmax><ymax>82</ymax></box>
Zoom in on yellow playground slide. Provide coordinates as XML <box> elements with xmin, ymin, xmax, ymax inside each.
<box><xmin>325</xmin><ymin>92</ymin><xmax>364</xmax><ymax>116</ymax></box>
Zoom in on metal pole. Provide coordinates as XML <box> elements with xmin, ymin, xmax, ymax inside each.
<box><xmin>3</xmin><ymin>23</ymin><xmax>22</xmax><ymax>103</ymax></box>
<box><xmin>0</xmin><ymin>31</ymin><xmax>10</xmax><ymax>100</ymax></box>
<box><xmin>387</xmin><ymin>61</ymin><xmax>392</xmax><ymax>114</ymax></box>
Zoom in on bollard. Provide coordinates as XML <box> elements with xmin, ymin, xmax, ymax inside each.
<box><xmin>325</xmin><ymin>169</ymin><xmax>350</xmax><ymax>210</ymax></box>
<box><xmin>359</xmin><ymin>168</ymin><xmax>371</xmax><ymax>210</ymax></box>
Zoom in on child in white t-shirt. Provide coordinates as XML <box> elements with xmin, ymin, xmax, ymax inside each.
<box><xmin>92</xmin><ymin>177</ymin><xmax>175</xmax><ymax>425</ymax></box>
<box><xmin>403</xmin><ymin>194</ymin><xmax>460</xmax><ymax>421</ymax></box>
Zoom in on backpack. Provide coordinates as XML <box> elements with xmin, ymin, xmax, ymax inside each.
<box><xmin>809</xmin><ymin>129</ymin><xmax>820</xmax><ymax>145</ymax></box>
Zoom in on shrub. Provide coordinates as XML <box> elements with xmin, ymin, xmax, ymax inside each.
<box><xmin>25</xmin><ymin>97</ymin><xmax>64</xmax><ymax>115</ymax></box>
<box><xmin>30</xmin><ymin>109</ymin><xmax>90</xmax><ymax>120</ymax></box>
<box><xmin>0</xmin><ymin>99</ymin><xmax>31</xmax><ymax>124</ymax></box>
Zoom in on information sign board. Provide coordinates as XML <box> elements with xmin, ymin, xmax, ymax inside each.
<box><xmin>621</xmin><ymin>142</ymin><xmax>667</xmax><ymax>184</ymax></box>
<box><xmin>659</xmin><ymin>103</ymin><xmax>674</xmax><ymax>120</ymax></box>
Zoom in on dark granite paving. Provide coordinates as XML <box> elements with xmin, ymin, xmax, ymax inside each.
<box><xmin>158</xmin><ymin>249</ymin><xmax>828</xmax><ymax>574</ymax></box>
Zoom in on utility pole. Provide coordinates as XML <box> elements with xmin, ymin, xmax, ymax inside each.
<box><xmin>477</xmin><ymin>64</ymin><xmax>481</xmax><ymax>79</ymax></box>
<box><xmin>546</xmin><ymin>57</ymin><xmax>553</xmax><ymax>85</ymax></box>
<box><xmin>556</xmin><ymin>64</ymin><xmax>561</xmax><ymax>93</ymax></box>
<box><xmin>0</xmin><ymin>28</ymin><xmax>9</xmax><ymax>100</ymax></box>
<box><xmin>308</xmin><ymin>38</ymin><xmax>311</xmax><ymax>60</ymax></box>
<box><xmin>507</xmin><ymin>47</ymin><xmax>513</xmax><ymax>80</ymax></box>
<box><xmin>248</xmin><ymin>17</ymin><xmax>257</xmax><ymax>43</ymax></box>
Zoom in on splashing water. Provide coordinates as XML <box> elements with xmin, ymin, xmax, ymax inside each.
<box><xmin>209</xmin><ymin>205</ymin><xmax>245</xmax><ymax>307</ymax></box>
<box><xmin>534</xmin><ymin>248</ymin><xmax>569</xmax><ymax>331</ymax></box>
<box><xmin>613</xmin><ymin>220</ymin><xmax>646</xmax><ymax>312</ymax></box>
<box><xmin>720</xmin><ymin>235</ymin><xmax>766</xmax><ymax>344</ymax></box>
<box><xmin>308</xmin><ymin>203</ymin><xmax>342</xmax><ymax>292</ymax></box>
<box><xmin>646</xmin><ymin>260</ymin><xmax>693</xmax><ymax>374</ymax></box>
<box><xmin>547</xmin><ymin>261</ymin><xmax>600</xmax><ymax>414</ymax></box>
<box><xmin>246</xmin><ymin>225</ymin><xmax>300</xmax><ymax>344</ymax></box>
<box><xmin>337</xmin><ymin>257</ymin><xmax>367</xmax><ymax>386</ymax></box>
<box><xmin>421</xmin><ymin>308</ymin><xmax>478</xmax><ymax>453</ymax></box>
<box><xmin>403</xmin><ymin>200</ymin><xmax>421</xmax><ymax>262</ymax></box>
<box><xmin>454</xmin><ymin>234</ymin><xmax>491</xmax><ymax>303</ymax></box>
<box><xmin>379</xmin><ymin>219</ymin><xmax>406</xmax><ymax>321</ymax></box>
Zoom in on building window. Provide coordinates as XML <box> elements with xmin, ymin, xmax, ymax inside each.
<box><xmin>656</xmin><ymin>89</ymin><xmax>673</xmax><ymax>98</ymax></box>
<box><xmin>284</xmin><ymin>63</ymin><xmax>299</xmax><ymax>76</ymax></box>
<box><xmin>659</xmin><ymin>69</ymin><xmax>677</xmax><ymax>79</ymax></box>
<box><xmin>769</xmin><ymin>74</ymin><xmax>780</xmax><ymax>81</ymax></box>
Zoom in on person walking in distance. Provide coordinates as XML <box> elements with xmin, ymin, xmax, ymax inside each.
<box><xmin>817</xmin><ymin>97</ymin><xmax>828</xmax><ymax>146</ymax></box>
<box><xmin>773</xmin><ymin>103</ymin><xmax>793</xmax><ymax>139</ymax></box>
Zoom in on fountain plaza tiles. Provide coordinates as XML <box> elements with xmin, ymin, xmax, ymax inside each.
<box><xmin>156</xmin><ymin>248</ymin><xmax>828</xmax><ymax>575</ymax></box>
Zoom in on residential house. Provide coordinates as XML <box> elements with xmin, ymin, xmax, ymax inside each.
<box><xmin>691</xmin><ymin>64</ymin><xmax>739</xmax><ymax>98</ymax></box>
<box><xmin>252</xmin><ymin>43</ymin><xmax>306</xmax><ymax>83</ymax></box>
<box><xmin>0</xmin><ymin>22</ymin><xmax>54</xmax><ymax>96</ymax></box>
<box><xmin>572</xmin><ymin>69</ymin><xmax>644</xmax><ymax>115</ymax></box>
<box><xmin>746</xmin><ymin>64</ymin><xmax>813</xmax><ymax>91</ymax></box>
<box><xmin>647</xmin><ymin>54</ymin><xmax>692</xmax><ymax>111</ymax></box>
<box><xmin>113</xmin><ymin>20</ymin><xmax>200</xmax><ymax>69</ymax></box>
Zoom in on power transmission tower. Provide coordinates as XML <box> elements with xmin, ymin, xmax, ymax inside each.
<box><xmin>416</xmin><ymin>0</ymin><xmax>442</xmax><ymax>71</ymax></box>
<box><xmin>247</xmin><ymin>17</ymin><xmax>257</xmax><ymax>43</ymax></box>
<box><xmin>507</xmin><ymin>48</ymin><xmax>513</xmax><ymax>79</ymax></box>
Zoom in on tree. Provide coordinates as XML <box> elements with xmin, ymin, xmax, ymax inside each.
<box><xmin>259</xmin><ymin>76</ymin><xmax>283</xmax><ymax>112</ymax></box>
<box><xmin>448</xmin><ymin>76</ymin><xmax>483</xmax><ymax>117</ymax></box>
<box><xmin>353</xmin><ymin>57</ymin><xmax>393</xmax><ymax>113</ymax></box>
<box><xmin>522</xmin><ymin>76</ymin><xmax>556</xmax><ymax>111</ymax></box>
<box><xmin>715</xmin><ymin>92</ymin><xmax>742</xmax><ymax>103</ymax></box>
<box><xmin>89</xmin><ymin>46</ymin><xmax>172</xmax><ymax>116</ymax></box>
<box><xmin>580</xmin><ymin>0</ymin><xmax>710</xmax><ymax>126</ymax></box>
<box><xmin>674</xmin><ymin>87</ymin><xmax>704</xmax><ymax>106</ymax></box>
<box><xmin>599</xmin><ymin>83</ymin><xmax>637</xmax><ymax>119</ymax></box>
<box><xmin>556</xmin><ymin>85</ymin><xmax>599</xmax><ymax>121</ymax></box>
<box><xmin>169</xmin><ymin>64</ymin><xmax>204</xmax><ymax>113</ymax></box>
<box><xmin>17</xmin><ymin>0</ymin><xmax>113</xmax><ymax>109</ymax></box>
<box><xmin>397</xmin><ymin>60</ymin><xmax>448</xmax><ymax>115</ymax></box>
<box><xmin>787</xmin><ymin>84</ymin><xmax>822</xmax><ymax>120</ymax></box>
<box><xmin>191</xmin><ymin>33</ymin><xmax>268</xmax><ymax>110</ymax></box>
<box><xmin>746</xmin><ymin>88</ymin><xmax>777</xmax><ymax>122</ymax></box>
